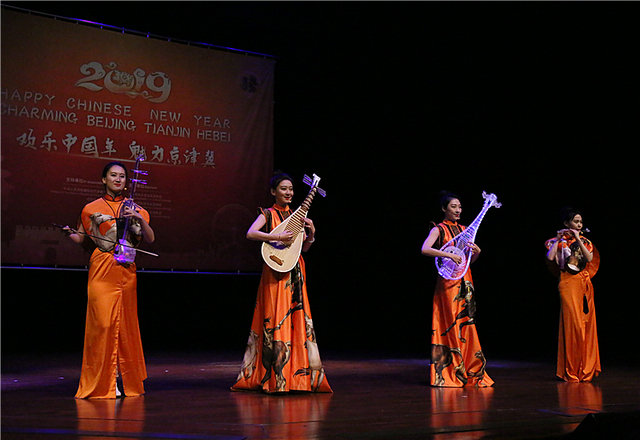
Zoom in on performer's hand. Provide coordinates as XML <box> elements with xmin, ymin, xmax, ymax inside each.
<box><xmin>557</xmin><ymin>228</ymin><xmax>579</xmax><ymax>240</ymax></box>
<box><xmin>122</xmin><ymin>205</ymin><xmax>143</xmax><ymax>220</ymax></box>
<box><xmin>303</xmin><ymin>218</ymin><xmax>316</xmax><ymax>237</ymax></box>
<box><xmin>448</xmin><ymin>254</ymin><xmax>463</xmax><ymax>265</ymax></box>
<box><xmin>60</xmin><ymin>224</ymin><xmax>83</xmax><ymax>244</ymax></box>
<box><xmin>467</xmin><ymin>242</ymin><xmax>481</xmax><ymax>254</ymax></box>
<box><xmin>274</xmin><ymin>230</ymin><xmax>295</xmax><ymax>243</ymax></box>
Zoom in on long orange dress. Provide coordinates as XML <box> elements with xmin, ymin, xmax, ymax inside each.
<box><xmin>232</xmin><ymin>204</ymin><xmax>332</xmax><ymax>393</ymax></box>
<box><xmin>75</xmin><ymin>195</ymin><xmax>149</xmax><ymax>399</ymax></box>
<box><xmin>430</xmin><ymin>220</ymin><xmax>494</xmax><ymax>388</ymax></box>
<box><xmin>545</xmin><ymin>234</ymin><xmax>600</xmax><ymax>382</ymax></box>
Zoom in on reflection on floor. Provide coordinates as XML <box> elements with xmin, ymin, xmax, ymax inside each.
<box><xmin>2</xmin><ymin>353</ymin><xmax>639</xmax><ymax>439</ymax></box>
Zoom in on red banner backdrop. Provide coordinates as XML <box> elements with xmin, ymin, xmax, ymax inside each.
<box><xmin>1</xmin><ymin>9</ymin><xmax>275</xmax><ymax>271</ymax></box>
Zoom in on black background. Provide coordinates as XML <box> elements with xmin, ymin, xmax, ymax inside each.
<box><xmin>2</xmin><ymin>2</ymin><xmax>638</xmax><ymax>367</ymax></box>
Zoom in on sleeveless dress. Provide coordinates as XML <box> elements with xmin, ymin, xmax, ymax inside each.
<box><xmin>430</xmin><ymin>220</ymin><xmax>494</xmax><ymax>388</ymax></box>
<box><xmin>232</xmin><ymin>204</ymin><xmax>332</xmax><ymax>393</ymax></box>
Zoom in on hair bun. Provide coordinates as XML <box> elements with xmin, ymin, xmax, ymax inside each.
<box><xmin>270</xmin><ymin>170</ymin><xmax>293</xmax><ymax>189</ymax></box>
<box><xmin>438</xmin><ymin>190</ymin><xmax>459</xmax><ymax>209</ymax></box>
<box><xmin>559</xmin><ymin>206</ymin><xmax>581</xmax><ymax>223</ymax></box>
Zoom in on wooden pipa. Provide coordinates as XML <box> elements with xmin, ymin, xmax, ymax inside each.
<box><xmin>261</xmin><ymin>174</ymin><xmax>325</xmax><ymax>272</ymax></box>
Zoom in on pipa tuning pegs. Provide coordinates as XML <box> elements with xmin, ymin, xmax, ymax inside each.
<box><xmin>303</xmin><ymin>174</ymin><xmax>326</xmax><ymax>197</ymax></box>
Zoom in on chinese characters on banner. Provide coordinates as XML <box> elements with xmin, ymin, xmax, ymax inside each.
<box><xmin>1</xmin><ymin>9</ymin><xmax>275</xmax><ymax>271</ymax></box>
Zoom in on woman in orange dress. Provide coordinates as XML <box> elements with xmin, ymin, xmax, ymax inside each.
<box><xmin>64</xmin><ymin>161</ymin><xmax>154</xmax><ymax>399</ymax></box>
<box><xmin>421</xmin><ymin>192</ymin><xmax>494</xmax><ymax>388</ymax></box>
<box><xmin>546</xmin><ymin>207</ymin><xmax>600</xmax><ymax>382</ymax></box>
<box><xmin>232</xmin><ymin>171</ymin><xmax>332</xmax><ymax>394</ymax></box>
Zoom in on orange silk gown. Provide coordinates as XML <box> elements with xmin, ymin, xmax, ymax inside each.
<box><xmin>232</xmin><ymin>204</ymin><xmax>332</xmax><ymax>394</ymax></box>
<box><xmin>75</xmin><ymin>195</ymin><xmax>149</xmax><ymax>399</ymax></box>
<box><xmin>545</xmin><ymin>235</ymin><xmax>600</xmax><ymax>382</ymax></box>
<box><xmin>430</xmin><ymin>220</ymin><xmax>494</xmax><ymax>388</ymax></box>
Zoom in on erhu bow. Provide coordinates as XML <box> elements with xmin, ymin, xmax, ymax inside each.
<box><xmin>53</xmin><ymin>223</ymin><xmax>159</xmax><ymax>258</ymax></box>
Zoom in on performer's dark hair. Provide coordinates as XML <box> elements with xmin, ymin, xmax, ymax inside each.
<box><xmin>560</xmin><ymin>206</ymin><xmax>582</xmax><ymax>224</ymax></box>
<box><xmin>438</xmin><ymin>190</ymin><xmax>460</xmax><ymax>210</ymax></box>
<box><xmin>270</xmin><ymin>170</ymin><xmax>293</xmax><ymax>189</ymax></box>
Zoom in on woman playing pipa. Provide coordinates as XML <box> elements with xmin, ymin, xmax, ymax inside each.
<box><xmin>421</xmin><ymin>191</ymin><xmax>495</xmax><ymax>388</ymax></box>
<box><xmin>232</xmin><ymin>171</ymin><xmax>332</xmax><ymax>394</ymax></box>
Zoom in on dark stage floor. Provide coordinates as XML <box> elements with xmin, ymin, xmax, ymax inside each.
<box><xmin>2</xmin><ymin>352</ymin><xmax>639</xmax><ymax>440</ymax></box>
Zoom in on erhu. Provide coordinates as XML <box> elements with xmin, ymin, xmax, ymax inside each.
<box><xmin>54</xmin><ymin>156</ymin><xmax>158</xmax><ymax>260</ymax></box>
<box><xmin>114</xmin><ymin>154</ymin><xmax>149</xmax><ymax>264</ymax></box>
